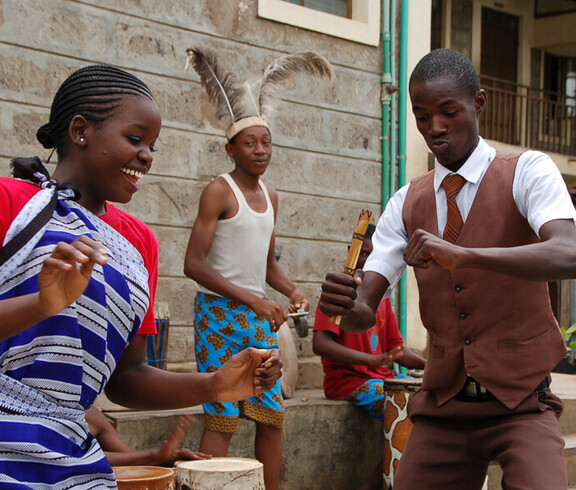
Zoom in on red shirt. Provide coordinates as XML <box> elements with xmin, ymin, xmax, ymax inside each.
<box><xmin>313</xmin><ymin>299</ymin><xmax>404</xmax><ymax>399</ymax></box>
<box><xmin>0</xmin><ymin>177</ymin><xmax>158</xmax><ymax>334</ymax></box>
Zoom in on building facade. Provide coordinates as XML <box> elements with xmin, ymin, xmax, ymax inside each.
<box><xmin>0</xmin><ymin>0</ymin><xmax>574</xmax><ymax>371</ymax></box>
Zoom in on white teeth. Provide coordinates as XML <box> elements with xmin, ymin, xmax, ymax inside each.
<box><xmin>122</xmin><ymin>168</ymin><xmax>144</xmax><ymax>179</ymax></box>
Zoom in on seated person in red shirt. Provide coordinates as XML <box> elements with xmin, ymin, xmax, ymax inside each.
<box><xmin>313</xmin><ymin>224</ymin><xmax>426</xmax><ymax>489</ymax></box>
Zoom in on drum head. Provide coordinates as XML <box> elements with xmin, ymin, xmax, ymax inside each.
<box><xmin>384</xmin><ymin>377</ymin><xmax>423</xmax><ymax>391</ymax></box>
<box><xmin>176</xmin><ymin>457</ymin><xmax>263</xmax><ymax>472</ymax></box>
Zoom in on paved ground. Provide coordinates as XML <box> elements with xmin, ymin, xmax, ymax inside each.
<box><xmin>552</xmin><ymin>372</ymin><xmax>576</xmax><ymax>400</ymax></box>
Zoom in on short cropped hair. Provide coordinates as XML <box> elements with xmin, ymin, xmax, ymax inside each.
<box><xmin>365</xmin><ymin>223</ymin><xmax>376</xmax><ymax>241</ymax></box>
<box><xmin>37</xmin><ymin>64</ymin><xmax>154</xmax><ymax>158</ymax></box>
<box><xmin>409</xmin><ymin>48</ymin><xmax>480</xmax><ymax>98</ymax></box>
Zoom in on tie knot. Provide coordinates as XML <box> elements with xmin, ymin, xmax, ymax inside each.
<box><xmin>442</xmin><ymin>174</ymin><xmax>467</xmax><ymax>198</ymax></box>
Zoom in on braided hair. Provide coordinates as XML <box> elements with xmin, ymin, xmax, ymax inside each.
<box><xmin>37</xmin><ymin>64</ymin><xmax>154</xmax><ymax>158</ymax></box>
<box><xmin>409</xmin><ymin>48</ymin><xmax>480</xmax><ymax>99</ymax></box>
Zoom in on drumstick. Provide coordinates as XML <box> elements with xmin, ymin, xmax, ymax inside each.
<box><xmin>330</xmin><ymin>208</ymin><xmax>373</xmax><ymax>325</ymax></box>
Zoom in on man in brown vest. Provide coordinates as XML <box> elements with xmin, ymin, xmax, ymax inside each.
<box><xmin>320</xmin><ymin>48</ymin><xmax>576</xmax><ymax>489</ymax></box>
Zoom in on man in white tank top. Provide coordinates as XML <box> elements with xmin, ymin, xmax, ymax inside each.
<box><xmin>184</xmin><ymin>47</ymin><xmax>333</xmax><ymax>489</ymax></box>
<box><xmin>184</xmin><ymin>124</ymin><xmax>310</xmax><ymax>490</ymax></box>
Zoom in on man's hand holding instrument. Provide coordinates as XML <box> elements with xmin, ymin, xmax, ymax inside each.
<box><xmin>330</xmin><ymin>208</ymin><xmax>373</xmax><ymax>325</ymax></box>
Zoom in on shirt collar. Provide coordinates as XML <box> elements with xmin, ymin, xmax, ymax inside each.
<box><xmin>433</xmin><ymin>137</ymin><xmax>496</xmax><ymax>191</ymax></box>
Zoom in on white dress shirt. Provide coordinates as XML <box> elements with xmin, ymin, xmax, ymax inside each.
<box><xmin>364</xmin><ymin>138</ymin><xmax>576</xmax><ymax>297</ymax></box>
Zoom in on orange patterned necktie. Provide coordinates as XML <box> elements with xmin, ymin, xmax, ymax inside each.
<box><xmin>442</xmin><ymin>174</ymin><xmax>467</xmax><ymax>243</ymax></box>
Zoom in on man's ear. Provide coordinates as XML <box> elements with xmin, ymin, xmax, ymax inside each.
<box><xmin>68</xmin><ymin>115</ymin><xmax>89</xmax><ymax>146</ymax></box>
<box><xmin>474</xmin><ymin>89</ymin><xmax>487</xmax><ymax>116</ymax></box>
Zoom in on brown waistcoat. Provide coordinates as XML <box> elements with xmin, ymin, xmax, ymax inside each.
<box><xmin>402</xmin><ymin>152</ymin><xmax>567</xmax><ymax>409</ymax></box>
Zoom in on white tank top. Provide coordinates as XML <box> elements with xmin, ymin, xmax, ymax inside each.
<box><xmin>197</xmin><ymin>173</ymin><xmax>275</xmax><ymax>298</ymax></box>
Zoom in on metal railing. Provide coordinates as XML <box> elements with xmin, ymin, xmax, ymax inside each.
<box><xmin>479</xmin><ymin>74</ymin><xmax>576</xmax><ymax>157</ymax></box>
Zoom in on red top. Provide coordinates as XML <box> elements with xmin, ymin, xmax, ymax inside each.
<box><xmin>0</xmin><ymin>177</ymin><xmax>158</xmax><ymax>334</ymax></box>
<box><xmin>313</xmin><ymin>299</ymin><xmax>404</xmax><ymax>399</ymax></box>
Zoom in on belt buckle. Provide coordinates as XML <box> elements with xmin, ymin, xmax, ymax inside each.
<box><xmin>462</xmin><ymin>378</ymin><xmax>490</xmax><ymax>400</ymax></box>
<box><xmin>463</xmin><ymin>380</ymin><xmax>478</xmax><ymax>397</ymax></box>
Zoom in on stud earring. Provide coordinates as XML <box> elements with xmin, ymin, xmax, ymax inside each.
<box><xmin>80</xmin><ymin>137</ymin><xmax>85</xmax><ymax>143</ymax></box>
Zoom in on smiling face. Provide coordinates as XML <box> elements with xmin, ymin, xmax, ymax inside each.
<box><xmin>410</xmin><ymin>75</ymin><xmax>486</xmax><ymax>171</ymax></box>
<box><xmin>225</xmin><ymin>125</ymin><xmax>272</xmax><ymax>177</ymax></box>
<box><xmin>73</xmin><ymin>95</ymin><xmax>161</xmax><ymax>213</ymax></box>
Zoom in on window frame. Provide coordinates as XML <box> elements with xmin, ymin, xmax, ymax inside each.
<box><xmin>257</xmin><ymin>0</ymin><xmax>381</xmax><ymax>47</ymax></box>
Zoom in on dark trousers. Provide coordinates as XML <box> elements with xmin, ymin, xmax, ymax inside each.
<box><xmin>393</xmin><ymin>389</ymin><xmax>567</xmax><ymax>490</ymax></box>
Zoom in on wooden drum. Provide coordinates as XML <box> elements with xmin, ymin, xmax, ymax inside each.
<box><xmin>113</xmin><ymin>466</ymin><xmax>175</xmax><ymax>490</ymax></box>
<box><xmin>175</xmin><ymin>457</ymin><xmax>264</xmax><ymax>489</ymax></box>
<box><xmin>382</xmin><ymin>377</ymin><xmax>422</xmax><ymax>489</ymax></box>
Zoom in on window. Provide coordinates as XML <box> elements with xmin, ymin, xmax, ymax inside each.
<box><xmin>543</xmin><ymin>53</ymin><xmax>576</xmax><ymax>137</ymax></box>
<box><xmin>567</xmin><ymin>71</ymin><xmax>575</xmax><ymax>116</ymax></box>
<box><xmin>258</xmin><ymin>0</ymin><xmax>381</xmax><ymax>46</ymax></box>
<box><xmin>283</xmin><ymin>0</ymin><xmax>350</xmax><ymax>18</ymax></box>
<box><xmin>535</xmin><ymin>0</ymin><xmax>576</xmax><ymax>17</ymax></box>
<box><xmin>431</xmin><ymin>0</ymin><xmax>444</xmax><ymax>51</ymax></box>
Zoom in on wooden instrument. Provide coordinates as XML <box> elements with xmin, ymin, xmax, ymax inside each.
<box><xmin>382</xmin><ymin>377</ymin><xmax>423</xmax><ymax>488</ymax></box>
<box><xmin>113</xmin><ymin>466</ymin><xmax>174</xmax><ymax>490</ymax></box>
<box><xmin>277</xmin><ymin>321</ymin><xmax>299</xmax><ymax>399</ymax></box>
<box><xmin>330</xmin><ymin>208</ymin><xmax>373</xmax><ymax>325</ymax></box>
<box><xmin>175</xmin><ymin>457</ymin><xmax>264</xmax><ymax>489</ymax></box>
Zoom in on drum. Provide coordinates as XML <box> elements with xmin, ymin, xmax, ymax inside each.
<box><xmin>277</xmin><ymin>321</ymin><xmax>298</xmax><ymax>399</ymax></box>
<box><xmin>113</xmin><ymin>466</ymin><xmax>175</xmax><ymax>490</ymax></box>
<box><xmin>175</xmin><ymin>457</ymin><xmax>264</xmax><ymax>489</ymax></box>
<box><xmin>382</xmin><ymin>377</ymin><xmax>423</xmax><ymax>489</ymax></box>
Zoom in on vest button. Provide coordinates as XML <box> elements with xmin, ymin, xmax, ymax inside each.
<box><xmin>455</xmin><ymin>285</ymin><xmax>463</xmax><ymax>293</ymax></box>
<box><xmin>459</xmin><ymin>312</ymin><xmax>467</xmax><ymax>320</ymax></box>
<box><xmin>464</xmin><ymin>337</ymin><xmax>472</xmax><ymax>345</ymax></box>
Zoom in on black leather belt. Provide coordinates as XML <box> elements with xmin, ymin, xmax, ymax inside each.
<box><xmin>455</xmin><ymin>375</ymin><xmax>550</xmax><ymax>402</ymax></box>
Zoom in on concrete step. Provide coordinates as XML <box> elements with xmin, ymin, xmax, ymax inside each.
<box><xmin>106</xmin><ymin>389</ymin><xmax>383</xmax><ymax>490</ymax></box>
<box><xmin>295</xmin><ymin>355</ymin><xmax>324</xmax><ymax>390</ymax></box>
<box><xmin>552</xmin><ymin>373</ymin><xmax>576</xmax><ymax>435</ymax></box>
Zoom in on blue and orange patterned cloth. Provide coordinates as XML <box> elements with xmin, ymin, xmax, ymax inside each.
<box><xmin>347</xmin><ymin>379</ymin><xmax>387</xmax><ymax>420</ymax></box>
<box><xmin>194</xmin><ymin>292</ymin><xmax>284</xmax><ymax>432</ymax></box>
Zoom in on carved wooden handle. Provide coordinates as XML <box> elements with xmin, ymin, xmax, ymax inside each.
<box><xmin>330</xmin><ymin>208</ymin><xmax>373</xmax><ymax>325</ymax></box>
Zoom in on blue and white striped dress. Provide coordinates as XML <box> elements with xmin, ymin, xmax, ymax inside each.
<box><xmin>0</xmin><ymin>187</ymin><xmax>149</xmax><ymax>489</ymax></box>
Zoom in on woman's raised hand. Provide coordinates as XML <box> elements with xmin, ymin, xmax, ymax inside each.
<box><xmin>38</xmin><ymin>236</ymin><xmax>108</xmax><ymax>316</ymax></box>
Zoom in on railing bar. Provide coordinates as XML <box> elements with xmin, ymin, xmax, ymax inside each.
<box><xmin>480</xmin><ymin>74</ymin><xmax>576</xmax><ymax>157</ymax></box>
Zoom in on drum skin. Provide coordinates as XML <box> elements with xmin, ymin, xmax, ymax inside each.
<box><xmin>175</xmin><ymin>457</ymin><xmax>264</xmax><ymax>489</ymax></box>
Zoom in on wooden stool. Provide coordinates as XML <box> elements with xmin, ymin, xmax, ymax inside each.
<box><xmin>382</xmin><ymin>377</ymin><xmax>422</xmax><ymax>489</ymax></box>
<box><xmin>175</xmin><ymin>457</ymin><xmax>264</xmax><ymax>489</ymax></box>
<box><xmin>113</xmin><ymin>466</ymin><xmax>175</xmax><ymax>490</ymax></box>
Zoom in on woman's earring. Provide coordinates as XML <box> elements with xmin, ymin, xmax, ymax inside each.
<box><xmin>80</xmin><ymin>137</ymin><xmax>85</xmax><ymax>143</ymax></box>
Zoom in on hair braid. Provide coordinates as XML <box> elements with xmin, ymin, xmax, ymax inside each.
<box><xmin>36</xmin><ymin>65</ymin><xmax>154</xmax><ymax>157</ymax></box>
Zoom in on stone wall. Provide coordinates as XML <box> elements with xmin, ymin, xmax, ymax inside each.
<box><xmin>0</xmin><ymin>0</ymin><xmax>384</xmax><ymax>368</ymax></box>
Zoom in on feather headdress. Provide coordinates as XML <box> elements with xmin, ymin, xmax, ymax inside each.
<box><xmin>186</xmin><ymin>47</ymin><xmax>334</xmax><ymax>141</ymax></box>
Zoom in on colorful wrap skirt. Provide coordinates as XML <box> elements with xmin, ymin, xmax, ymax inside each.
<box><xmin>194</xmin><ymin>292</ymin><xmax>284</xmax><ymax>432</ymax></box>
